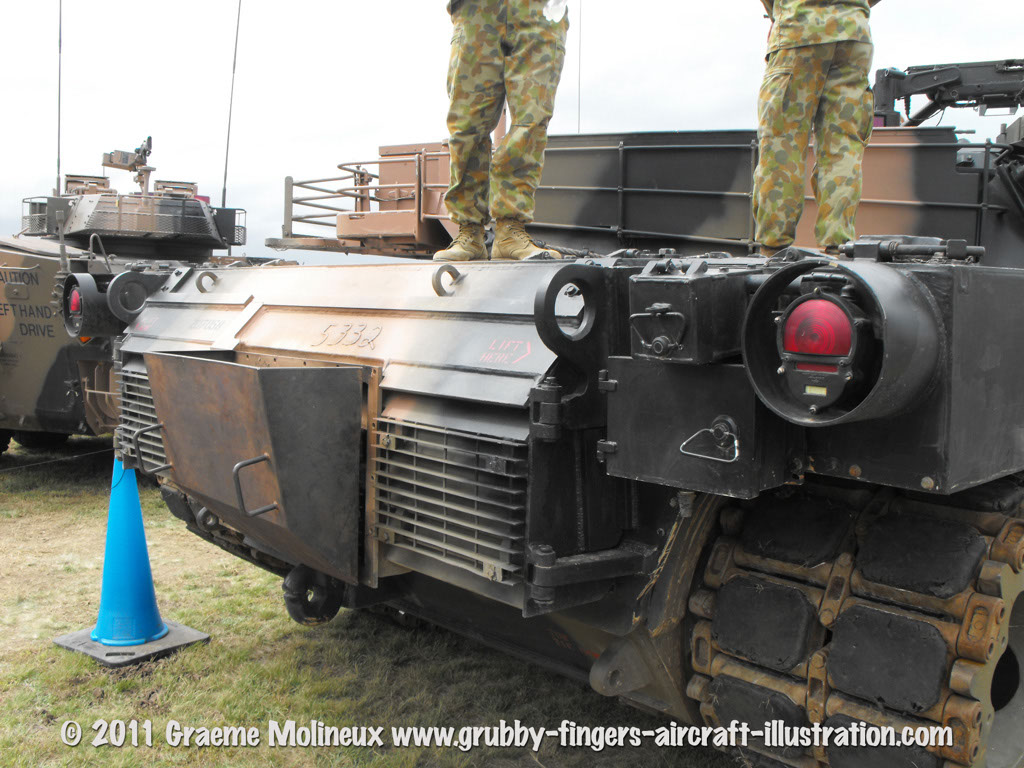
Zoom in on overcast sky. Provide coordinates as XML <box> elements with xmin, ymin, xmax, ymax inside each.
<box><xmin>0</xmin><ymin>1</ymin><xmax>1021</xmax><ymax>260</ymax></box>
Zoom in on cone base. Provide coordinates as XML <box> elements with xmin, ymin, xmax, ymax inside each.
<box><xmin>89</xmin><ymin>621</ymin><xmax>169</xmax><ymax>647</ymax></box>
<box><xmin>54</xmin><ymin>620</ymin><xmax>209</xmax><ymax>668</ymax></box>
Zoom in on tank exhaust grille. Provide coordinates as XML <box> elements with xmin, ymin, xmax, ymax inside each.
<box><xmin>372</xmin><ymin>417</ymin><xmax>528</xmax><ymax>584</ymax></box>
<box><xmin>117</xmin><ymin>367</ymin><xmax>168</xmax><ymax>472</ymax></box>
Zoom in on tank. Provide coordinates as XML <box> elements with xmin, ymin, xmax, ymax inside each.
<box><xmin>69</xmin><ymin>62</ymin><xmax>1024</xmax><ymax>767</ymax></box>
<box><xmin>0</xmin><ymin>137</ymin><xmax>245</xmax><ymax>453</ymax></box>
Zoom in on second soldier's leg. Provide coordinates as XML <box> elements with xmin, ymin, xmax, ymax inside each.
<box><xmin>444</xmin><ymin>0</ymin><xmax>508</xmax><ymax>227</ymax></box>
<box><xmin>490</xmin><ymin>0</ymin><xmax>568</xmax><ymax>224</ymax></box>
<box><xmin>811</xmin><ymin>41</ymin><xmax>874</xmax><ymax>248</ymax></box>
<box><xmin>753</xmin><ymin>44</ymin><xmax>831</xmax><ymax>252</ymax></box>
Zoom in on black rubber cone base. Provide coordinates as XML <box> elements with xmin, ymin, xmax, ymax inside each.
<box><xmin>53</xmin><ymin>620</ymin><xmax>209</xmax><ymax>668</ymax></box>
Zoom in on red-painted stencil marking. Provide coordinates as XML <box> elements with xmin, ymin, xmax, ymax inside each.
<box><xmin>480</xmin><ymin>339</ymin><xmax>531</xmax><ymax>365</ymax></box>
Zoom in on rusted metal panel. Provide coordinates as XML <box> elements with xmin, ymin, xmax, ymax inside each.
<box><xmin>144</xmin><ymin>352</ymin><xmax>362</xmax><ymax>583</ymax></box>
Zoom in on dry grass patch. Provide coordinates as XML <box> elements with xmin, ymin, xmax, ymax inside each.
<box><xmin>0</xmin><ymin>439</ymin><xmax>733</xmax><ymax>768</ymax></box>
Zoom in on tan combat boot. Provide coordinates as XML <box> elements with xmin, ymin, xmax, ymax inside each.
<box><xmin>491</xmin><ymin>218</ymin><xmax>559</xmax><ymax>260</ymax></box>
<box><xmin>433</xmin><ymin>223</ymin><xmax>487</xmax><ymax>262</ymax></box>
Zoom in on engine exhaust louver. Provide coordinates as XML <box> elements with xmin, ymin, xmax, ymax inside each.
<box><xmin>117</xmin><ymin>367</ymin><xmax>168</xmax><ymax>473</ymax></box>
<box><xmin>372</xmin><ymin>417</ymin><xmax>528</xmax><ymax>584</ymax></box>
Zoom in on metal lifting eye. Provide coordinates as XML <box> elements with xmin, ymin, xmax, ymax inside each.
<box><xmin>196</xmin><ymin>270</ymin><xmax>220</xmax><ymax>293</ymax></box>
<box><xmin>432</xmin><ymin>264</ymin><xmax>463</xmax><ymax>297</ymax></box>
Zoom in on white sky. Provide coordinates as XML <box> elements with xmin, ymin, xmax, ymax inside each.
<box><xmin>0</xmin><ymin>1</ymin><xmax>1021</xmax><ymax>259</ymax></box>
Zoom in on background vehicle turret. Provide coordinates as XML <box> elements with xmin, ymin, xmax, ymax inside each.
<box><xmin>0</xmin><ymin>138</ymin><xmax>245</xmax><ymax>452</ymax></box>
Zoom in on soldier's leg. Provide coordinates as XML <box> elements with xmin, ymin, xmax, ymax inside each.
<box><xmin>753</xmin><ymin>44</ymin><xmax>831</xmax><ymax>251</ymax></box>
<box><xmin>811</xmin><ymin>41</ymin><xmax>874</xmax><ymax>248</ymax></box>
<box><xmin>490</xmin><ymin>0</ymin><xmax>568</xmax><ymax>224</ymax></box>
<box><xmin>444</xmin><ymin>0</ymin><xmax>508</xmax><ymax>226</ymax></box>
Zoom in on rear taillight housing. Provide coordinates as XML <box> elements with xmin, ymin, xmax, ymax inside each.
<box><xmin>743</xmin><ymin>259</ymin><xmax>940</xmax><ymax>427</ymax></box>
<box><xmin>61</xmin><ymin>273</ymin><xmax>121</xmax><ymax>338</ymax></box>
<box><xmin>783</xmin><ymin>299</ymin><xmax>852</xmax><ymax>359</ymax></box>
<box><xmin>776</xmin><ymin>292</ymin><xmax>867</xmax><ymax>412</ymax></box>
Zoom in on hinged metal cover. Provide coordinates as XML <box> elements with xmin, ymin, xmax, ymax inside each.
<box><xmin>144</xmin><ymin>352</ymin><xmax>362</xmax><ymax>583</ymax></box>
<box><xmin>604</xmin><ymin>357</ymin><xmax>800</xmax><ymax>499</ymax></box>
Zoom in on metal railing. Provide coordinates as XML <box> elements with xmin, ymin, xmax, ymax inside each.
<box><xmin>277</xmin><ymin>133</ymin><xmax>1016</xmax><ymax>252</ymax></box>
<box><xmin>20</xmin><ymin>197</ymin><xmax>49</xmax><ymax>234</ymax></box>
<box><xmin>282</xmin><ymin>155</ymin><xmax>430</xmax><ymax>238</ymax></box>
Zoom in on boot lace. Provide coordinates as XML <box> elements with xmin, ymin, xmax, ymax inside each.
<box><xmin>505</xmin><ymin>225</ymin><xmax>535</xmax><ymax>247</ymax></box>
<box><xmin>452</xmin><ymin>227</ymin><xmax>480</xmax><ymax>248</ymax></box>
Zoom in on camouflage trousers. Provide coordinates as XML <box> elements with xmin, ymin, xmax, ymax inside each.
<box><xmin>753</xmin><ymin>41</ymin><xmax>874</xmax><ymax>250</ymax></box>
<box><xmin>445</xmin><ymin>0</ymin><xmax>568</xmax><ymax>226</ymax></box>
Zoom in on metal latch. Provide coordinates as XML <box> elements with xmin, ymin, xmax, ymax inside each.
<box><xmin>596</xmin><ymin>440</ymin><xmax>617</xmax><ymax>463</ymax></box>
<box><xmin>629</xmin><ymin>302</ymin><xmax>687</xmax><ymax>356</ymax></box>
<box><xmin>597</xmin><ymin>369</ymin><xmax>617</xmax><ymax>392</ymax></box>
<box><xmin>679</xmin><ymin>416</ymin><xmax>740</xmax><ymax>464</ymax></box>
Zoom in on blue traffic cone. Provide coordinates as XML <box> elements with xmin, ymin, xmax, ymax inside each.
<box><xmin>90</xmin><ymin>458</ymin><xmax>169</xmax><ymax>645</ymax></box>
<box><xmin>54</xmin><ymin>456</ymin><xmax>208</xmax><ymax>667</ymax></box>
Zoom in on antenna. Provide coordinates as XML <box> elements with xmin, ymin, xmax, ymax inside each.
<box><xmin>576</xmin><ymin>0</ymin><xmax>582</xmax><ymax>133</ymax></box>
<box><xmin>221</xmin><ymin>0</ymin><xmax>242</xmax><ymax>209</ymax></box>
<box><xmin>56</xmin><ymin>0</ymin><xmax>63</xmax><ymax>194</ymax></box>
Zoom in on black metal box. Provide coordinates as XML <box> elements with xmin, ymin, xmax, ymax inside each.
<box><xmin>805</xmin><ymin>265</ymin><xmax>1024</xmax><ymax>494</ymax></box>
<box><xmin>628</xmin><ymin>262</ymin><xmax>761</xmax><ymax>364</ymax></box>
<box><xmin>603</xmin><ymin>357</ymin><xmax>800</xmax><ymax>499</ymax></box>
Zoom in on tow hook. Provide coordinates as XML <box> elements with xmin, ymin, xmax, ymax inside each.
<box><xmin>281</xmin><ymin>565</ymin><xmax>343</xmax><ymax>626</ymax></box>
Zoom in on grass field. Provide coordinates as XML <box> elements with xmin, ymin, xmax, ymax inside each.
<box><xmin>0</xmin><ymin>437</ymin><xmax>734</xmax><ymax>768</ymax></box>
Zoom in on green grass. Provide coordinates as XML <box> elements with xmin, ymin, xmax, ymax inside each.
<box><xmin>0</xmin><ymin>439</ymin><xmax>733</xmax><ymax>768</ymax></box>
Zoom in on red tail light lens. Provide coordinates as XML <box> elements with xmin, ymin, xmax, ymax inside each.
<box><xmin>783</xmin><ymin>299</ymin><xmax>852</xmax><ymax>356</ymax></box>
<box><xmin>69</xmin><ymin>288</ymin><xmax>82</xmax><ymax>314</ymax></box>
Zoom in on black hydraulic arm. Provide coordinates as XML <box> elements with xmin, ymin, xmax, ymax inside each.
<box><xmin>874</xmin><ymin>59</ymin><xmax>1024</xmax><ymax>127</ymax></box>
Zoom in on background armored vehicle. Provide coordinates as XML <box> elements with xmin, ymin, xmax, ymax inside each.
<box><xmin>0</xmin><ymin>138</ymin><xmax>245</xmax><ymax>453</ymax></box>
<box><xmin>74</xmin><ymin>61</ymin><xmax>1024</xmax><ymax>767</ymax></box>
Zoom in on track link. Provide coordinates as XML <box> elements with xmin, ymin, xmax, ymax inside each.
<box><xmin>685</xmin><ymin>484</ymin><xmax>1024</xmax><ymax>768</ymax></box>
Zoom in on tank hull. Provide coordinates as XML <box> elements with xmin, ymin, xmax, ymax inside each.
<box><xmin>109</xmin><ymin>252</ymin><xmax>1024</xmax><ymax>768</ymax></box>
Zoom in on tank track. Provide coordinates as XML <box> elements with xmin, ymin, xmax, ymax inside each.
<box><xmin>685</xmin><ymin>482</ymin><xmax>1024</xmax><ymax>768</ymax></box>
